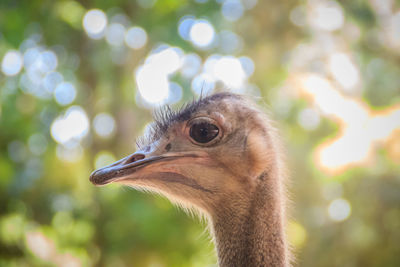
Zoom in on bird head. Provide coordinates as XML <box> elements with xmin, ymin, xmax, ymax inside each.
<box><xmin>90</xmin><ymin>93</ymin><xmax>280</xmax><ymax>215</ymax></box>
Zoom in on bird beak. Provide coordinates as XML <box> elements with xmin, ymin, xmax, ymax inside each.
<box><xmin>89</xmin><ymin>152</ymin><xmax>161</xmax><ymax>186</ymax></box>
<box><xmin>89</xmin><ymin>151</ymin><xmax>204</xmax><ymax>186</ymax></box>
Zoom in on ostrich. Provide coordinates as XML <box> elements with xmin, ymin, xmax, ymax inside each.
<box><xmin>90</xmin><ymin>92</ymin><xmax>290</xmax><ymax>267</ymax></box>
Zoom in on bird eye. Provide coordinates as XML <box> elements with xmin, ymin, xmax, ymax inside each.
<box><xmin>189</xmin><ymin>121</ymin><xmax>220</xmax><ymax>144</ymax></box>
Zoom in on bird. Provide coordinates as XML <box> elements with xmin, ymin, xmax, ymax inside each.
<box><xmin>90</xmin><ymin>92</ymin><xmax>290</xmax><ymax>267</ymax></box>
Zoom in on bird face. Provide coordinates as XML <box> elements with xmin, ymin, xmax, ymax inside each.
<box><xmin>90</xmin><ymin>93</ymin><xmax>275</xmax><ymax>213</ymax></box>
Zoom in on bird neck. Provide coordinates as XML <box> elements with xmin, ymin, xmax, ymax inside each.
<box><xmin>211</xmin><ymin>172</ymin><xmax>288</xmax><ymax>267</ymax></box>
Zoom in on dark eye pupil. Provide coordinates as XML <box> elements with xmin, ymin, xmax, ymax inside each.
<box><xmin>189</xmin><ymin>122</ymin><xmax>219</xmax><ymax>143</ymax></box>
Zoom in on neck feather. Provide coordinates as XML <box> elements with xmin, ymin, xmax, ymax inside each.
<box><xmin>210</xmin><ymin>171</ymin><xmax>288</xmax><ymax>267</ymax></box>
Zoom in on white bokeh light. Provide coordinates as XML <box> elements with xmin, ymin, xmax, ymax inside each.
<box><xmin>20</xmin><ymin>38</ymin><xmax>37</xmax><ymax>53</ymax></box>
<box><xmin>218</xmin><ymin>30</ymin><xmax>243</xmax><ymax>53</ymax></box>
<box><xmin>135</xmin><ymin>47</ymin><xmax>183</xmax><ymax>105</ymax></box>
<box><xmin>3</xmin><ymin>41</ymin><xmax>65</xmax><ymax>101</ymax></box>
<box><xmin>17</xmin><ymin>46</ymin><xmax>60</xmax><ymax>99</ymax></box>
<box><xmin>367</xmin><ymin>109</ymin><xmax>400</xmax><ymax>142</ymax></box>
<box><xmin>83</xmin><ymin>9</ymin><xmax>108</xmax><ymax>39</ymax></box>
<box><xmin>93</xmin><ymin>113</ymin><xmax>116</xmax><ymax>138</ymax></box>
<box><xmin>387</xmin><ymin>11</ymin><xmax>400</xmax><ymax>48</ymax></box>
<box><xmin>43</xmin><ymin>71</ymin><xmax>63</xmax><ymax>93</ymax></box>
<box><xmin>203</xmin><ymin>54</ymin><xmax>220</xmax><ymax>75</ymax></box>
<box><xmin>328</xmin><ymin>198</ymin><xmax>351</xmax><ymax>222</ymax></box>
<box><xmin>28</xmin><ymin>133</ymin><xmax>48</xmax><ymax>156</ymax></box>
<box><xmin>178</xmin><ymin>16</ymin><xmax>195</xmax><ymax>41</ymax></box>
<box><xmin>136</xmin><ymin>66</ymin><xmax>169</xmax><ymax>104</ymax></box>
<box><xmin>145</xmin><ymin>47</ymin><xmax>183</xmax><ymax>74</ymax></box>
<box><xmin>222</xmin><ymin>0</ymin><xmax>244</xmax><ymax>21</ymax></box>
<box><xmin>213</xmin><ymin>56</ymin><xmax>246</xmax><ymax>88</ymax></box>
<box><xmin>167</xmin><ymin>82</ymin><xmax>183</xmax><ymax>104</ymax></box>
<box><xmin>239</xmin><ymin>56</ymin><xmax>255</xmax><ymax>77</ymax></box>
<box><xmin>328</xmin><ymin>52</ymin><xmax>360</xmax><ymax>91</ymax></box>
<box><xmin>23</xmin><ymin>47</ymin><xmax>40</xmax><ymax>69</ymax></box>
<box><xmin>318</xmin><ymin>128</ymin><xmax>372</xmax><ymax>170</ymax></box>
<box><xmin>295</xmin><ymin>73</ymin><xmax>400</xmax><ymax>174</ymax></box>
<box><xmin>309</xmin><ymin>1</ymin><xmax>344</xmax><ymax>31</ymax></box>
<box><xmin>106</xmin><ymin>23</ymin><xmax>126</xmax><ymax>46</ymax></box>
<box><xmin>290</xmin><ymin>5</ymin><xmax>307</xmax><ymax>27</ymax></box>
<box><xmin>181</xmin><ymin>53</ymin><xmax>202</xmax><ymax>78</ymax></box>
<box><xmin>25</xmin><ymin>231</ymin><xmax>54</xmax><ymax>260</ymax></box>
<box><xmin>56</xmin><ymin>144</ymin><xmax>83</xmax><ymax>162</ymax></box>
<box><xmin>298</xmin><ymin>108</ymin><xmax>321</xmax><ymax>130</ymax></box>
<box><xmin>1</xmin><ymin>50</ymin><xmax>23</xmax><ymax>76</ymax></box>
<box><xmin>38</xmin><ymin>50</ymin><xmax>58</xmax><ymax>73</ymax></box>
<box><xmin>191</xmin><ymin>73</ymin><xmax>216</xmax><ymax>95</ymax></box>
<box><xmin>125</xmin><ymin>26</ymin><xmax>148</xmax><ymax>49</ymax></box>
<box><xmin>189</xmin><ymin>19</ymin><xmax>215</xmax><ymax>48</ymax></box>
<box><xmin>50</xmin><ymin>106</ymin><xmax>89</xmax><ymax>145</ymax></box>
<box><xmin>301</xmin><ymin>74</ymin><xmax>345</xmax><ymax>117</ymax></box>
<box><xmin>54</xmin><ymin>82</ymin><xmax>76</xmax><ymax>106</ymax></box>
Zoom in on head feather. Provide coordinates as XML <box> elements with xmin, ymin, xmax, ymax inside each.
<box><xmin>136</xmin><ymin>92</ymin><xmax>242</xmax><ymax>150</ymax></box>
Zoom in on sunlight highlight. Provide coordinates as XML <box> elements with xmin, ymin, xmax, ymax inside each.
<box><xmin>135</xmin><ymin>46</ymin><xmax>183</xmax><ymax>105</ymax></box>
<box><xmin>50</xmin><ymin>106</ymin><xmax>89</xmax><ymax>145</ymax></box>
<box><xmin>189</xmin><ymin>19</ymin><xmax>215</xmax><ymax>48</ymax></box>
<box><xmin>213</xmin><ymin>56</ymin><xmax>246</xmax><ymax>89</ymax></box>
<box><xmin>54</xmin><ymin>82</ymin><xmax>76</xmax><ymax>106</ymax></box>
<box><xmin>1</xmin><ymin>50</ymin><xmax>23</xmax><ymax>76</ymax></box>
<box><xmin>308</xmin><ymin>1</ymin><xmax>344</xmax><ymax>31</ymax></box>
<box><xmin>328</xmin><ymin>52</ymin><xmax>360</xmax><ymax>91</ymax></box>
<box><xmin>106</xmin><ymin>23</ymin><xmax>126</xmax><ymax>46</ymax></box>
<box><xmin>181</xmin><ymin>53</ymin><xmax>202</xmax><ymax>78</ymax></box>
<box><xmin>178</xmin><ymin>16</ymin><xmax>195</xmax><ymax>41</ymax></box>
<box><xmin>125</xmin><ymin>26</ymin><xmax>148</xmax><ymax>49</ymax></box>
<box><xmin>136</xmin><ymin>66</ymin><xmax>169</xmax><ymax>104</ymax></box>
<box><xmin>191</xmin><ymin>73</ymin><xmax>216</xmax><ymax>95</ymax></box>
<box><xmin>317</xmin><ymin>129</ymin><xmax>373</xmax><ymax>172</ymax></box>
<box><xmin>222</xmin><ymin>0</ymin><xmax>244</xmax><ymax>22</ymax></box>
<box><xmin>328</xmin><ymin>198</ymin><xmax>351</xmax><ymax>222</ymax></box>
<box><xmin>93</xmin><ymin>113</ymin><xmax>116</xmax><ymax>138</ymax></box>
<box><xmin>296</xmin><ymin>73</ymin><xmax>400</xmax><ymax>174</ymax></box>
<box><xmin>83</xmin><ymin>9</ymin><xmax>107</xmax><ymax>39</ymax></box>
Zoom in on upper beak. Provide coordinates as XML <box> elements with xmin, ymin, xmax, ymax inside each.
<box><xmin>90</xmin><ymin>152</ymin><xmax>166</xmax><ymax>185</ymax></box>
<box><xmin>89</xmin><ymin>152</ymin><xmax>165</xmax><ymax>186</ymax></box>
<box><xmin>89</xmin><ymin>151</ymin><xmax>202</xmax><ymax>186</ymax></box>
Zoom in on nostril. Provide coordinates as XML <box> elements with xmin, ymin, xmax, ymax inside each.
<box><xmin>125</xmin><ymin>153</ymin><xmax>145</xmax><ymax>164</ymax></box>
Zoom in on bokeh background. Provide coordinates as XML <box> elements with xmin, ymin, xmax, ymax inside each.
<box><xmin>1</xmin><ymin>0</ymin><xmax>400</xmax><ymax>266</ymax></box>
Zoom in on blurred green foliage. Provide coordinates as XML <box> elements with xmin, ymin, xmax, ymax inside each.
<box><xmin>1</xmin><ymin>0</ymin><xmax>400</xmax><ymax>266</ymax></box>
